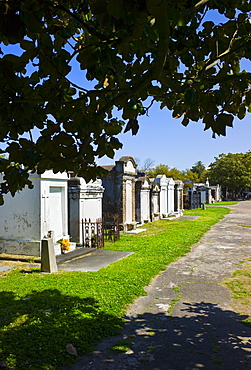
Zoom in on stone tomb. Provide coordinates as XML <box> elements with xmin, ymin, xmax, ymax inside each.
<box><xmin>0</xmin><ymin>171</ymin><xmax>69</xmax><ymax>256</ymax></box>
<box><xmin>192</xmin><ymin>180</ymin><xmax>221</xmax><ymax>205</ymax></box>
<box><xmin>68</xmin><ymin>174</ymin><xmax>104</xmax><ymax>244</ymax></box>
<box><xmin>150</xmin><ymin>179</ymin><xmax>161</xmax><ymax>221</ymax></box>
<box><xmin>102</xmin><ymin>156</ymin><xmax>137</xmax><ymax>231</ymax></box>
<box><xmin>155</xmin><ymin>175</ymin><xmax>175</xmax><ymax>217</ymax></box>
<box><xmin>174</xmin><ymin>180</ymin><xmax>184</xmax><ymax>216</ymax></box>
<box><xmin>135</xmin><ymin>176</ymin><xmax>151</xmax><ymax>224</ymax></box>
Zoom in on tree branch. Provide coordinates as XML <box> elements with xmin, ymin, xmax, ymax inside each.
<box><xmin>43</xmin><ymin>0</ymin><xmax>108</xmax><ymax>41</ymax></box>
<box><xmin>183</xmin><ymin>0</ymin><xmax>211</xmax><ymax>15</ymax></box>
<box><xmin>203</xmin><ymin>29</ymin><xmax>239</xmax><ymax>71</ymax></box>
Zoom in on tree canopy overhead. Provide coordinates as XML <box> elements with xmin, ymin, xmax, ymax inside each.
<box><xmin>0</xmin><ymin>0</ymin><xmax>251</xmax><ymax>203</ymax></box>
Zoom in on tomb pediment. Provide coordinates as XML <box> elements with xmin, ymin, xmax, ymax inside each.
<box><xmin>115</xmin><ymin>156</ymin><xmax>137</xmax><ymax>175</ymax></box>
<box><xmin>136</xmin><ymin>176</ymin><xmax>151</xmax><ymax>189</ymax></box>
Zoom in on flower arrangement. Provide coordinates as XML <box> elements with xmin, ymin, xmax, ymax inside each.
<box><xmin>57</xmin><ymin>238</ymin><xmax>71</xmax><ymax>252</ymax></box>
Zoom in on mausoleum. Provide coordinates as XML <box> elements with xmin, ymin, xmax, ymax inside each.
<box><xmin>155</xmin><ymin>175</ymin><xmax>175</xmax><ymax>217</ymax></box>
<box><xmin>0</xmin><ymin>171</ymin><xmax>69</xmax><ymax>256</ymax></box>
<box><xmin>101</xmin><ymin>156</ymin><xmax>137</xmax><ymax>231</ymax></box>
<box><xmin>68</xmin><ymin>174</ymin><xmax>104</xmax><ymax>244</ymax></box>
<box><xmin>135</xmin><ymin>176</ymin><xmax>151</xmax><ymax>224</ymax></box>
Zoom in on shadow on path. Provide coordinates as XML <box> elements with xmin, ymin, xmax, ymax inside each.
<box><xmin>68</xmin><ymin>301</ymin><xmax>251</xmax><ymax>369</ymax></box>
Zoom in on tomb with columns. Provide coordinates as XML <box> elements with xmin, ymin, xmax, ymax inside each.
<box><xmin>101</xmin><ymin>156</ymin><xmax>138</xmax><ymax>231</ymax></box>
<box><xmin>155</xmin><ymin>175</ymin><xmax>176</xmax><ymax>217</ymax></box>
<box><xmin>68</xmin><ymin>174</ymin><xmax>104</xmax><ymax>245</ymax></box>
<box><xmin>135</xmin><ymin>176</ymin><xmax>151</xmax><ymax>224</ymax></box>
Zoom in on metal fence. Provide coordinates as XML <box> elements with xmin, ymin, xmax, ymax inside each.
<box><xmin>183</xmin><ymin>192</ymin><xmax>201</xmax><ymax>210</ymax></box>
<box><xmin>103</xmin><ymin>213</ymin><xmax>120</xmax><ymax>242</ymax></box>
<box><xmin>80</xmin><ymin>214</ymin><xmax>120</xmax><ymax>248</ymax></box>
<box><xmin>81</xmin><ymin>218</ymin><xmax>104</xmax><ymax>248</ymax></box>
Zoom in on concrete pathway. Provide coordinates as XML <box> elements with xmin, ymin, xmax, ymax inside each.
<box><xmin>67</xmin><ymin>201</ymin><xmax>251</xmax><ymax>369</ymax></box>
<box><xmin>58</xmin><ymin>249</ymin><xmax>133</xmax><ymax>272</ymax></box>
<box><xmin>0</xmin><ymin>247</ymin><xmax>133</xmax><ymax>273</ymax></box>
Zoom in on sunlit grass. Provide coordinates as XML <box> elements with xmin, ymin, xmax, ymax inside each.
<box><xmin>223</xmin><ymin>263</ymin><xmax>251</xmax><ymax>326</ymax></box>
<box><xmin>0</xmin><ymin>207</ymin><xmax>229</xmax><ymax>369</ymax></box>
<box><xmin>206</xmin><ymin>201</ymin><xmax>239</xmax><ymax>206</ymax></box>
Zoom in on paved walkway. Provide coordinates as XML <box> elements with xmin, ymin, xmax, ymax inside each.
<box><xmin>67</xmin><ymin>201</ymin><xmax>251</xmax><ymax>369</ymax></box>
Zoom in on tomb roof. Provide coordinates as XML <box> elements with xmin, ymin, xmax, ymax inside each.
<box><xmin>118</xmin><ymin>156</ymin><xmax>137</xmax><ymax>167</ymax></box>
<box><xmin>101</xmin><ymin>165</ymin><xmax>115</xmax><ymax>172</ymax></box>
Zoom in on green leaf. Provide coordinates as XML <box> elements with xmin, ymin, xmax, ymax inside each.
<box><xmin>185</xmin><ymin>89</ymin><xmax>198</xmax><ymax>105</ymax></box>
<box><xmin>181</xmin><ymin>115</ymin><xmax>189</xmax><ymax>127</ymax></box>
<box><xmin>20</xmin><ymin>39</ymin><xmax>34</xmax><ymax>51</ymax></box>
<box><xmin>180</xmin><ymin>51</ymin><xmax>194</xmax><ymax>67</ymax></box>
<box><xmin>107</xmin><ymin>0</ymin><xmax>124</xmax><ymax>19</ymax></box>
<box><xmin>237</xmin><ymin>105</ymin><xmax>246</xmax><ymax>119</ymax></box>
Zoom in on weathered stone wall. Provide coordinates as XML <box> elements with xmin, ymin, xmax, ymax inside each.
<box><xmin>0</xmin><ymin>171</ymin><xmax>69</xmax><ymax>256</ymax></box>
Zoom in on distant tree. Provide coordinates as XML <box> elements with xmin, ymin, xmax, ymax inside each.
<box><xmin>189</xmin><ymin>161</ymin><xmax>208</xmax><ymax>183</ymax></box>
<box><xmin>190</xmin><ymin>161</ymin><xmax>206</xmax><ymax>177</ymax></box>
<box><xmin>134</xmin><ymin>157</ymin><xmax>141</xmax><ymax>168</ymax></box>
<box><xmin>139</xmin><ymin>158</ymin><xmax>155</xmax><ymax>173</ymax></box>
<box><xmin>208</xmin><ymin>152</ymin><xmax>251</xmax><ymax>198</ymax></box>
<box><xmin>182</xmin><ymin>169</ymin><xmax>200</xmax><ymax>183</ymax></box>
<box><xmin>166</xmin><ymin>167</ymin><xmax>186</xmax><ymax>181</ymax></box>
<box><xmin>199</xmin><ymin>169</ymin><xmax>209</xmax><ymax>184</ymax></box>
<box><xmin>1</xmin><ymin>1</ymin><xmax>251</xmax><ymax>203</ymax></box>
<box><xmin>147</xmin><ymin>163</ymin><xmax>184</xmax><ymax>180</ymax></box>
<box><xmin>147</xmin><ymin>164</ymin><xmax>170</xmax><ymax>178</ymax></box>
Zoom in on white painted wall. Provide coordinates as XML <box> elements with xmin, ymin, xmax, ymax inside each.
<box><xmin>125</xmin><ymin>160</ymin><xmax>136</xmax><ymax>174</ymax></box>
<box><xmin>141</xmin><ymin>189</ymin><xmax>150</xmax><ymax>222</ymax></box>
<box><xmin>125</xmin><ymin>179</ymin><xmax>133</xmax><ymax>223</ymax></box>
<box><xmin>0</xmin><ymin>171</ymin><xmax>69</xmax><ymax>256</ymax></box>
<box><xmin>156</xmin><ymin>175</ymin><xmax>169</xmax><ymax>216</ymax></box>
<box><xmin>68</xmin><ymin>177</ymin><xmax>104</xmax><ymax>244</ymax></box>
<box><xmin>167</xmin><ymin>178</ymin><xmax>175</xmax><ymax>214</ymax></box>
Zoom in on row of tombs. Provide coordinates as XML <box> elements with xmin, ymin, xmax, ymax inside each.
<box><xmin>0</xmin><ymin>156</ymin><xmax>220</xmax><ymax>257</ymax></box>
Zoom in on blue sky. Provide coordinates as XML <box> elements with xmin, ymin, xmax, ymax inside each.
<box><xmin>96</xmin><ymin>101</ymin><xmax>251</xmax><ymax>171</ymax></box>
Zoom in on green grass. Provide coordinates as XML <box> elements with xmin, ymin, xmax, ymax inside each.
<box><xmin>223</xmin><ymin>263</ymin><xmax>251</xmax><ymax>328</ymax></box>
<box><xmin>109</xmin><ymin>338</ymin><xmax>134</xmax><ymax>353</ymax></box>
<box><xmin>206</xmin><ymin>201</ymin><xmax>239</xmax><ymax>206</ymax></box>
<box><xmin>0</xmin><ymin>207</ymin><xmax>229</xmax><ymax>369</ymax></box>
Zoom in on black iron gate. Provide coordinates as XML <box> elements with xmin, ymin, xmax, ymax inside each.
<box><xmin>81</xmin><ymin>218</ymin><xmax>104</xmax><ymax>249</ymax></box>
<box><xmin>80</xmin><ymin>214</ymin><xmax>120</xmax><ymax>248</ymax></box>
<box><xmin>103</xmin><ymin>213</ymin><xmax>120</xmax><ymax>242</ymax></box>
<box><xmin>189</xmin><ymin>191</ymin><xmax>201</xmax><ymax>209</ymax></box>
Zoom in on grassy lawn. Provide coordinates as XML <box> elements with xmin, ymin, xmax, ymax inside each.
<box><xmin>0</xmin><ymin>207</ymin><xmax>230</xmax><ymax>369</ymax></box>
<box><xmin>223</xmin><ymin>263</ymin><xmax>251</xmax><ymax>328</ymax></box>
<box><xmin>206</xmin><ymin>201</ymin><xmax>239</xmax><ymax>206</ymax></box>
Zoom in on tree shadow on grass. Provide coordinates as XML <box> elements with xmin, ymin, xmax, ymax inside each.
<box><xmin>68</xmin><ymin>301</ymin><xmax>251</xmax><ymax>370</ymax></box>
<box><xmin>0</xmin><ymin>289</ymin><xmax>123</xmax><ymax>369</ymax></box>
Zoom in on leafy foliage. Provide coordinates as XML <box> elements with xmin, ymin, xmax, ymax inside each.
<box><xmin>186</xmin><ymin>161</ymin><xmax>208</xmax><ymax>183</ymax></box>
<box><xmin>190</xmin><ymin>160</ymin><xmax>206</xmax><ymax>177</ymax></box>
<box><xmin>1</xmin><ymin>0</ymin><xmax>251</xmax><ymax>201</ymax></box>
<box><xmin>146</xmin><ymin>162</ymin><xmax>207</xmax><ymax>185</ymax></box>
<box><xmin>208</xmin><ymin>151</ymin><xmax>251</xmax><ymax>193</ymax></box>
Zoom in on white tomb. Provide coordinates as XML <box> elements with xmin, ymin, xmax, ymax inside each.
<box><xmin>174</xmin><ymin>180</ymin><xmax>184</xmax><ymax>216</ymax></box>
<box><xmin>166</xmin><ymin>177</ymin><xmax>175</xmax><ymax>215</ymax></box>
<box><xmin>68</xmin><ymin>175</ymin><xmax>104</xmax><ymax>244</ymax></box>
<box><xmin>102</xmin><ymin>156</ymin><xmax>138</xmax><ymax>231</ymax></box>
<box><xmin>135</xmin><ymin>176</ymin><xmax>151</xmax><ymax>224</ymax></box>
<box><xmin>150</xmin><ymin>180</ymin><xmax>161</xmax><ymax>221</ymax></box>
<box><xmin>155</xmin><ymin>175</ymin><xmax>175</xmax><ymax>217</ymax></box>
<box><xmin>0</xmin><ymin>171</ymin><xmax>69</xmax><ymax>256</ymax></box>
